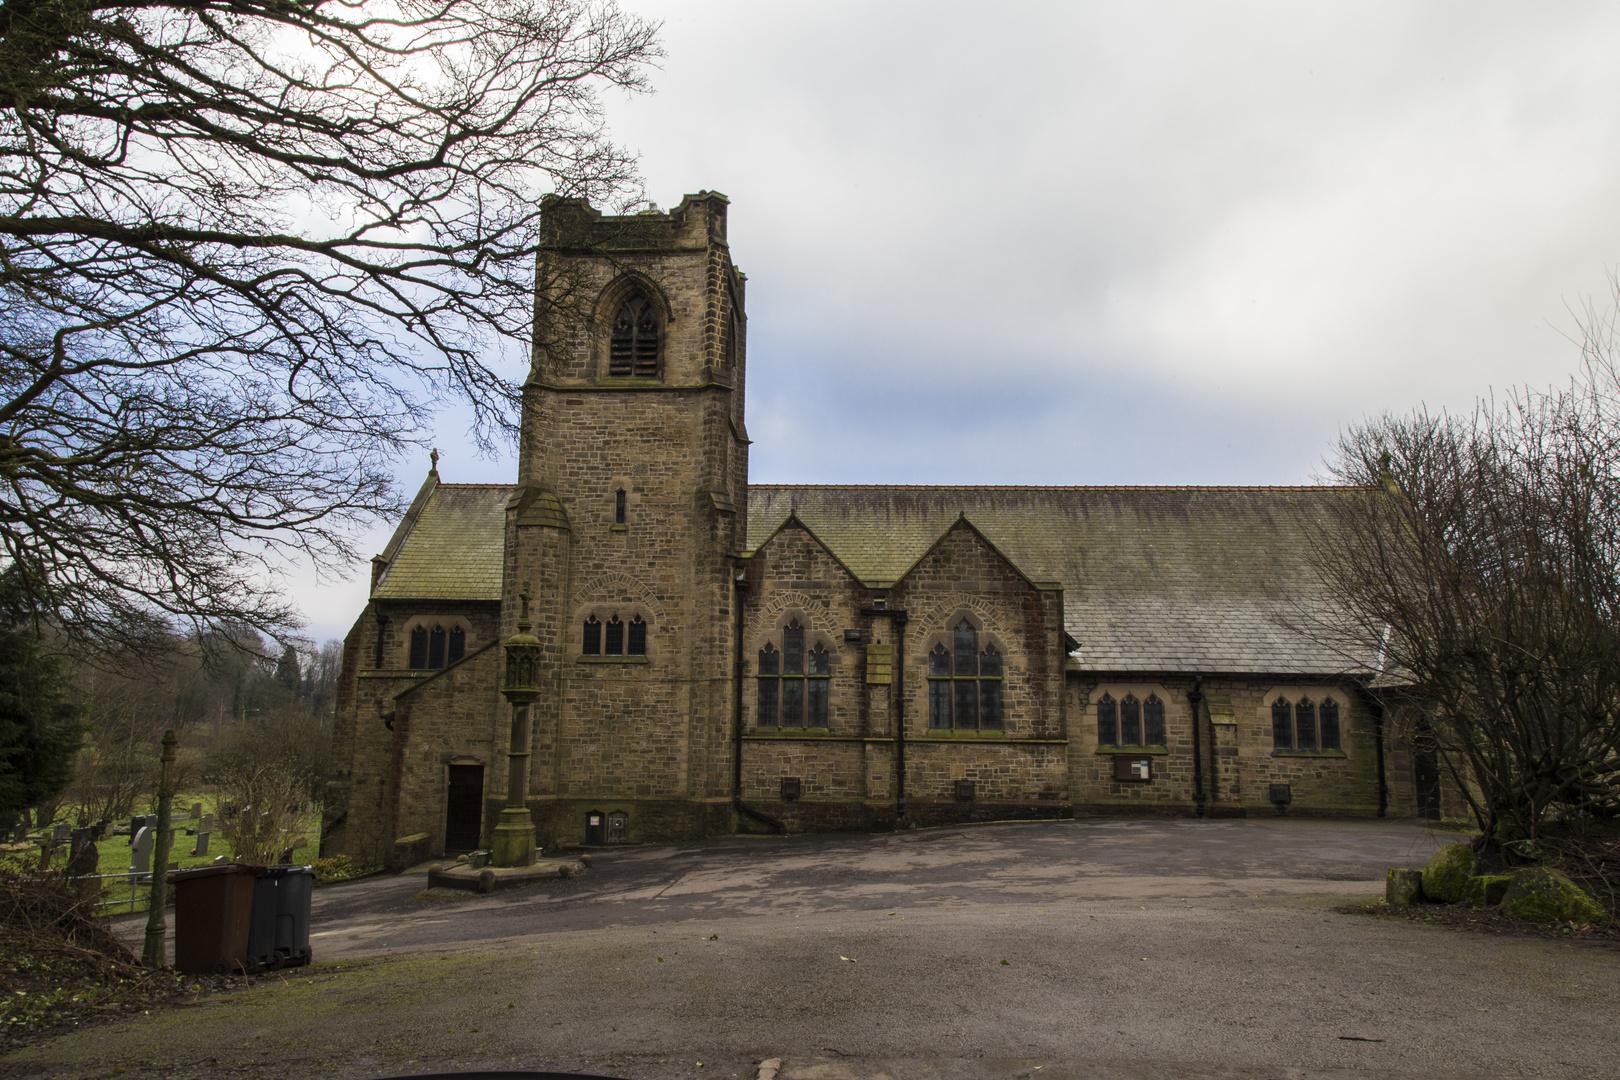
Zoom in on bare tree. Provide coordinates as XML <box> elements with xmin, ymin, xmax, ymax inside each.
<box><xmin>1314</xmin><ymin>322</ymin><xmax>1620</xmax><ymax>842</ymax></box>
<box><xmin>0</xmin><ymin>0</ymin><xmax>659</xmax><ymax>651</ymax></box>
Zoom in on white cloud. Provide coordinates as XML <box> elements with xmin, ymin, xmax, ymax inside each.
<box><xmin>294</xmin><ymin>0</ymin><xmax>1620</xmax><ymax>639</ymax></box>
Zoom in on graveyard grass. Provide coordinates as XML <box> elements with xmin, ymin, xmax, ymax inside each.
<box><xmin>2</xmin><ymin>796</ymin><xmax>324</xmax><ymax>916</ymax></box>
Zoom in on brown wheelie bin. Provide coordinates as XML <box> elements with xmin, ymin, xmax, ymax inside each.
<box><xmin>168</xmin><ymin>863</ymin><xmax>263</xmax><ymax>974</ymax></box>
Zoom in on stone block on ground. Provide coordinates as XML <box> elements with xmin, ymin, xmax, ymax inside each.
<box><xmin>1385</xmin><ymin>868</ymin><xmax>1425</xmax><ymax>905</ymax></box>
<box><xmin>1499</xmin><ymin>867</ymin><xmax>1606</xmax><ymax>925</ymax></box>
<box><xmin>1462</xmin><ymin>873</ymin><xmax>1512</xmax><ymax>908</ymax></box>
<box><xmin>389</xmin><ymin>832</ymin><xmax>430</xmax><ymax>872</ymax></box>
<box><xmin>1421</xmin><ymin>842</ymin><xmax>1476</xmax><ymax>903</ymax></box>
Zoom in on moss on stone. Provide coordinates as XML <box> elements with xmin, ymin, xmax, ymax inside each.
<box><xmin>1421</xmin><ymin>843</ymin><xmax>1476</xmax><ymax>903</ymax></box>
<box><xmin>1385</xmin><ymin>867</ymin><xmax>1425</xmax><ymax>905</ymax></box>
<box><xmin>1461</xmin><ymin>873</ymin><xmax>1512</xmax><ymax>908</ymax></box>
<box><xmin>1499</xmin><ymin>867</ymin><xmax>1606</xmax><ymax>925</ymax></box>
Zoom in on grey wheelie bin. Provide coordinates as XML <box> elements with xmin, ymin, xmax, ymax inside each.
<box><xmin>169</xmin><ymin>863</ymin><xmax>262</xmax><ymax>975</ymax></box>
<box><xmin>245</xmin><ymin>865</ymin><xmax>315</xmax><ymax>972</ymax></box>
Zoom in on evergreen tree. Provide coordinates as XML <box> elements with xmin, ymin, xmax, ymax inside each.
<box><xmin>0</xmin><ymin>584</ymin><xmax>83</xmax><ymax>820</ymax></box>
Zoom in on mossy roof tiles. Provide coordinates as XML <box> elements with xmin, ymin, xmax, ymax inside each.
<box><xmin>747</xmin><ymin>485</ymin><xmax>1369</xmax><ymax>677</ymax></box>
<box><xmin>372</xmin><ymin>482</ymin><xmax>514</xmax><ymax>601</ymax></box>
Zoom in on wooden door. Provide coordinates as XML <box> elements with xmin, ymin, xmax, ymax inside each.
<box><xmin>445</xmin><ymin>764</ymin><xmax>484</xmax><ymax>851</ymax></box>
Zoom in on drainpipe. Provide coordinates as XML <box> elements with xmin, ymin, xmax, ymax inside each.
<box><xmin>895</xmin><ymin>611</ymin><xmax>909</xmax><ymax>823</ymax></box>
<box><xmin>1188</xmin><ymin>677</ymin><xmax>1206</xmax><ymax>818</ymax></box>
<box><xmin>1359</xmin><ymin>685</ymin><xmax>1390</xmax><ymax>818</ymax></box>
<box><xmin>733</xmin><ymin>574</ymin><xmax>784</xmax><ymax>834</ymax></box>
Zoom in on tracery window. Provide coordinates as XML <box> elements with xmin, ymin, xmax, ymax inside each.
<box><xmin>581</xmin><ymin>614</ymin><xmax>648</xmax><ymax>657</ymax></box>
<box><xmin>609</xmin><ymin>292</ymin><xmax>661</xmax><ymax>378</ymax></box>
<box><xmin>408</xmin><ymin>624</ymin><xmax>465</xmax><ymax>670</ymax></box>
<box><xmin>1096</xmin><ymin>692</ymin><xmax>1165</xmax><ymax>746</ymax></box>
<box><xmin>927</xmin><ymin>620</ymin><xmax>1003</xmax><ymax>730</ymax></box>
<box><xmin>1272</xmin><ymin>696</ymin><xmax>1342</xmax><ymax>750</ymax></box>
<box><xmin>756</xmin><ymin>620</ymin><xmax>829</xmax><ymax>728</ymax></box>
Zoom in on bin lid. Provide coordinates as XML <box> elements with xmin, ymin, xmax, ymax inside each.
<box><xmin>167</xmin><ymin>863</ymin><xmax>267</xmax><ymax>882</ymax></box>
<box><xmin>257</xmin><ymin>865</ymin><xmax>316</xmax><ymax>879</ymax></box>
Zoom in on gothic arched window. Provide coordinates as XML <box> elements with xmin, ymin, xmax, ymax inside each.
<box><xmin>1272</xmin><ymin>698</ymin><xmax>1294</xmax><ymax>748</ymax></box>
<box><xmin>409</xmin><ymin>626</ymin><xmax>428</xmax><ymax>669</ymax></box>
<box><xmin>927</xmin><ymin>620</ymin><xmax>1003</xmax><ymax>730</ymax></box>
<box><xmin>1097</xmin><ymin>690</ymin><xmax>1165</xmax><ymax>747</ymax></box>
<box><xmin>1296</xmin><ymin>698</ymin><xmax>1318</xmax><ymax>750</ymax></box>
<box><xmin>609</xmin><ymin>292</ymin><xmax>661</xmax><ymax>378</ymax></box>
<box><xmin>582</xmin><ymin>615</ymin><xmax>601</xmax><ymax>655</ymax></box>
<box><xmin>428</xmin><ymin>626</ymin><xmax>446</xmax><ymax>669</ymax></box>
<box><xmin>1319</xmin><ymin>698</ymin><xmax>1342</xmax><ymax>750</ymax></box>
<box><xmin>756</xmin><ymin>620</ymin><xmax>829</xmax><ymax>728</ymax></box>
<box><xmin>1097</xmin><ymin>693</ymin><xmax>1118</xmax><ymax>745</ymax></box>
<box><xmin>448</xmin><ymin>627</ymin><xmax>466</xmax><ymax>665</ymax></box>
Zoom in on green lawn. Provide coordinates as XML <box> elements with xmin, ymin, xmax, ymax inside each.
<box><xmin>3</xmin><ymin>794</ymin><xmax>322</xmax><ymax>915</ymax></box>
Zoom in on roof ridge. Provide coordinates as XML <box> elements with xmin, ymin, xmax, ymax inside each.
<box><xmin>747</xmin><ymin>483</ymin><xmax>1365</xmax><ymax>492</ymax></box>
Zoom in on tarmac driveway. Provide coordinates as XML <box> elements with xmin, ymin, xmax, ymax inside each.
<box><xmin>17</xmin><ymin>818</ymin><xmax>1620</xmax><ymax>1080</ymax></box>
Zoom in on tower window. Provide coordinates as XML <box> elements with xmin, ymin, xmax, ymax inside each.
<box><xmin>926</xmin><ymin>620</ymin><xmax>1003</xmax><ymax>730</ymax></box>
<box><xmin>583</xmin><ymin>616</ymin><xmax>601</xmax><ymax>655</ymax></box>
<box><xmin>409</xmin><ymin>626</ymin><xmax>428</xmax><ymax>669</ymax></box>
<box><xmin>609</xmin><ymin>292</ymin><xmax>661</xmax><ymax>378</ymax></box>
<box><xmin>756</xmin><ymin>620</ymin><xmax>829</xmax><ymax>728</ymax></box>
<box><xmin>428</xmin><ymin>626</ymin><xmax>446</xmax><ymax>668</ymax></box>
<box><xmin>605</xmin><ymin>616</ymin><xmax>624</xmax><ymax>655</ymax></box>
<box><xmin>615</xmin><ymin>489</ymin><xmax>626</xmax><ymax>525</ymax></box>
<box><xmin>628</xmin><ymin>616</ymin><xmax>646</xmax><ymax>656</ymax></box>
<box><xmin>448</xmin><ymin>627</ymin><xmax>466</xmax><ymax>665</ymax></box>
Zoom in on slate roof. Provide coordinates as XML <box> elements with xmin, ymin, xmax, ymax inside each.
<box><xmin>747</xmin><ymin>485</ymin><xmax>1372</xmax><ymax>677</ymax></box>
<box><xmin>371</xmin><ymin>480</ymin><xmax>514</xmax><ymax>601</ymax></box>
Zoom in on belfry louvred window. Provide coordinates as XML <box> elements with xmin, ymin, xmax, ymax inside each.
<box><xmin>756</xmin><ymin>620</ymin><xmax>829</xmax><ymax>728</ymax></box>
<box><xmin>927</xmin><ymin>620</ymin><xmax>1003</xmax><ymax>731</ymax></box>
<box><xmin>609</xmin><ymin>293</ymin><xmax>660</xmax><ymax>377</ymax></box>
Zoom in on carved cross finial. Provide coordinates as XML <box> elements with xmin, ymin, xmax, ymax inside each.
<box><xmin>429</xmin><ymin>447</ymin><xmax>440</xmax><ymax>475</ymax></box>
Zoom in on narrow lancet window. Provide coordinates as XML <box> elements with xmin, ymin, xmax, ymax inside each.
<box><xmin>409</xmin><ymin>626</ymin><xmax>428</xmax><ymax>669</ymax></box>
<box><xmin>1097</xmin><ymin>694</ymin><xmax>1118</xmax><ymax>745</ymax></box>
<box><xmin>582</xmin><ymin>616</ymin><xmax>601</xmax><ymax>655</ymax></box>
<box><xmin>628</xmin><ymin>616</ymin><xmax>646</xmax><ymax>656</ymax></box>
<box><xmin>428</xmin><ymin>626</ymin><xmax>446</xmax><ymax>669</ymax></box>
<box><xmin>1320</xmin><ymin>698</ymin><xmax>1342</xmax><ymax>750</ymax></box>
<box><xmin>605</xmin><ymin>616</ymin><xmax>624</xmax><ymax>655</ymax></box>
<box><xmin>447</xmin><ymin>627</ymin><xmax>466</xmax><ymax>665</ymax></box>
<box><xmin>1120</xmin><ymin>695</ymin><xmax>1141</xmax><ymax>745</ymax></box>
<box><xmin>1144</xmin><ymin>694</ymin><xmax>1165</xmax><ymax>745</ymax></box>
<box><xmin>1272</xmin><ymin>699</ymin><xmax>1293</xmax><ymax>749</ymax></box>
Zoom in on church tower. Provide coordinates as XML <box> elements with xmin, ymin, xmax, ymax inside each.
<box><xmin>504</xmin><ymin>192</ymin><xmax>749</xmax><ymax>845</ymax></box>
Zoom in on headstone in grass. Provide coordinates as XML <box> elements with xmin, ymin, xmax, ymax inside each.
<box><xmin>131</xmin><ymin>826</ymin><xmax>153</xmax><ymax>874</ymax></box>
<box><xmin>192</xmin><ymin>815</ymin><xmax>214</xmax><ymax>856</ymax></box>
<box><xmin>191</xmin><ymin>802</ymin><xmax>203</xmax><ymax>821</ymax></box>
<box><xmin>53</xmin><ymin>821</ymin><xmax>71</xmax><ymax>843</ymax></box>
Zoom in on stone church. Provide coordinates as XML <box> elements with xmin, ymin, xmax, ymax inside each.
<box><xmin>323</xmin><ymin>192</ymin><xmax>1423</xmax><ymax>864</ymax></box>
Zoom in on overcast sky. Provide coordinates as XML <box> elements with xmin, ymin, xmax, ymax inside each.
<box><xmin>293</xmin><ymin>0</ymin><xmax>1620</xmax><ymax>642</ymax></box>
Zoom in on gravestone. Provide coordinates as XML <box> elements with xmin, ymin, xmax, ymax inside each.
<box><xmin>191</xmin><ymin>802</ymin><xmax>204</xmax><ymax>821</ymax></box>
<box><xmin>91</xmin><ymin>819</ymin><xmax>109</xmax><ymax>841</ymax></box>
<box><xmin>69</xmin><ymin>827</ymin><xmax>89</xmax><ymax>861</ymax></box>
<box><xmin>192</xmin><ymin>814</ymin><xmax>213</xmax><ymax>857</ymax></box>
<box><xmin>52</xmin><ymin>821</ymin><xmax>71</xmax><ymax>843</ymax></box>
<box><xmin>66</xmin><ymin>838</ymin><xmax>98</xmax><ymax>878</ymax></box>
<box><xmin>128</xmin><ymin>815</ymin><xmax>143</xmax><ymax>845</ymax></box>
<box><xmin>130</xmin><ymin>826</ymin><xmax>154</xmax><ymax>875</ymax></box>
